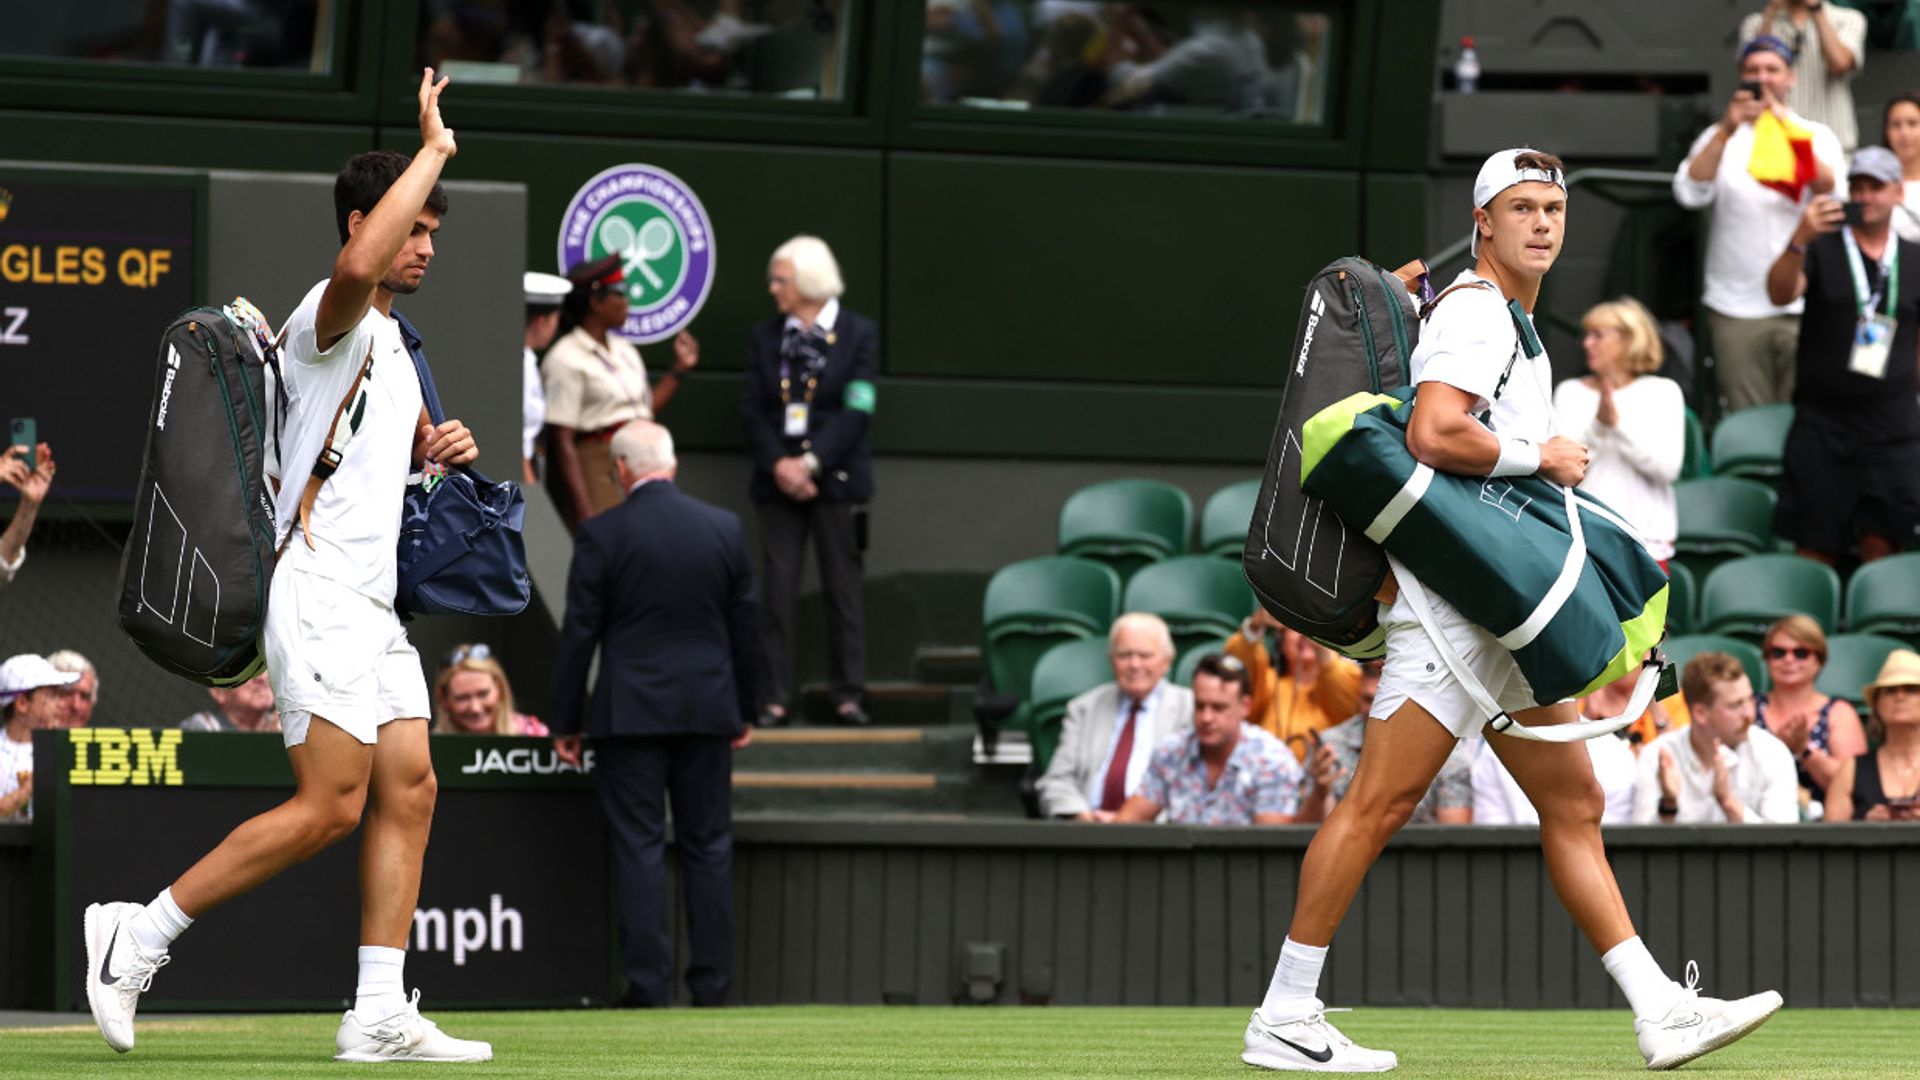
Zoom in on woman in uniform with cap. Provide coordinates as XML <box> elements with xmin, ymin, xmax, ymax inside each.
<box><xmin>542</xmin><ymin>254</ymin><xmax>700</xmax><ymax>528</ymax></box>
<box><xmin>1824</xmin><ymin>649</ymin><xmax>1920</xmax><ymax>820</ymax></box>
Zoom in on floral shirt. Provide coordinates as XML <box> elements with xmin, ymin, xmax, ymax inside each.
<box><xmin>1138</xmin><ymin>723</ymin><xmax>1303</xmax><ymax>825</ymax></box>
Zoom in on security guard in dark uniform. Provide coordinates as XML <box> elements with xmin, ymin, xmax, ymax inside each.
<box><xmin>741</xmin><ymin>237</ymin><xmax>876</xmax><ymax>726</ymax></box>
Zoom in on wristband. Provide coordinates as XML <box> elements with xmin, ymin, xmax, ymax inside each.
<box><xmin>1489</xmin><ymin>436</ymin><xmax>1540</xmax><ymax>477</ymax></box>
<box><xmin>1658</xmin><ymin>799</ymin><xmax>1678</xmax><ymax>817</ymax></box>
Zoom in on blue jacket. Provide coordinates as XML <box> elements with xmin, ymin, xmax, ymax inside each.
<box><xmin>740</xmin><ymin>309</ymin><xmax>877</xmax><ymax>505</ymax></box>
<box><xmin>549</xmin><ymin>481</ymin><xmax>759</xmax><ymax>738</ymax></box>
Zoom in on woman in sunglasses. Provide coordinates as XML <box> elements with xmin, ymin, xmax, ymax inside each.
<box><xmin>1824</xmin><ymin>649</ymin><xmax>1920</xmax><ymax>821</ymax></box>
<box><xmin>1753</xmin><ymin>614</ymin><xmax>1865</xmax><ymax>799</ymax></box>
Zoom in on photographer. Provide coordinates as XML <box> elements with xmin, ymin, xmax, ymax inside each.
<box><xmin>1766</xmin><ymin>146</ymin><xmax>1920</xmax><ymax>565</ymax></box>
<box><xmin>0</xmin><ymin>441</ymin><xmax>55</xmax><ymax>587</ymax></box>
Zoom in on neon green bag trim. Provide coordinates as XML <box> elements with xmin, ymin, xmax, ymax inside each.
<box><xmin>845</xmin><ymin>379</ymin><xmax>876</xmax><ymax>414</ymax></box>
<box><xmin>1299</xmin><ymin>391</ymin><xmax>1402</xmax><ymax>483</ymax></box>
<box><xmin>1576</xmin><ymin>584</ymin><xmax>1670</xmax><ymax>698</ymax></box>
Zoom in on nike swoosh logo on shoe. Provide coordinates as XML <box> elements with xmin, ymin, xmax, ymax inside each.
<box><xmin>1666</xmin><ymin>1013</ymin><xmax>1705</xmax><ymax>1030</ymax></box>
<box><xmin>1264</xmin><ymin>1030</ymin><xmax>1334</xmax><ymax>1063</ymax></box>
<box><xmin>98</xmin><ymin>928</ymin><xmax>122</xmax><ymax>986</ymax></box>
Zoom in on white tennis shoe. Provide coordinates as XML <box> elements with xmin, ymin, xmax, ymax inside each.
<box><xmin>335</xmin><ymin>990</ymin><xmax>493</xmax><ymax>1063</ymax></box>
<box><xmin>1242</xmin><ymin>1002</ymin><xmax>1397</xmax><ymax>1072</ymax></box>
<box><xmin>84</xmin><ymin>901</ymin><xmax>169</xmax><ymax>1053</ymax></box>
<box><xmin>1636</xmin><ymin>961</ymin><xmax>1782</xmax><ymax>1071</ymax></box>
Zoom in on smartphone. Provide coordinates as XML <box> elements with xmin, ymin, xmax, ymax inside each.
<box><xmin>1886</xmin><ymin>795</ymin><xmax>1920</xmax><ymax>809</ymax></box>
<box><xmin>1739</xmin><ymin>79</ymin><xmax>1764</xmax><ymax>100</ymax></box>
<box><xmin>1843</xmin><ymin>201</ymin><xmax>1867</xmax><ymax>228</ymax></box>
<box><xmin>8</xmin><ymin>418</ymin><xmax>33</xmax><ymax>472</ymax></box>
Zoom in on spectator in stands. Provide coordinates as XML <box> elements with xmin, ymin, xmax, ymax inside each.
<box><xmin>1824</xmin><ymin>648</ymin><xmax>1920</xmax><ymax>820</ymax></box>
<box><xmin>1106</xmin><ymin>10</ymin><xmax>1272</xmax><ymax>114</ymax></box>
<box><xmin>1225</xmin><ymin>606</ymin><xmax>1361</xmax><ymax>763</ymax></box>
<box><xmin>0</xmin><ymin>441</ymin><xmax>55</xmax><ymax>588</ymax></box>
<box><xmin>743</xmin><ymin>236</ymin><xmax>876</xmax><ymax>728</ymax></box>
<box><xmin>1740</xmin><ymin>1</ymin><xmax>1868</xmax><ymax>150</ymax></box>
<box><xmin>0</xmin><ymin>653</ymin><xmax>80</xmax><ymax>823</ymax></box>
<box><xmin>1676</xmin><ymin>35</ymin><xmax>1843</xmax><ymax>412</ymax></box>
<box><xmin>179</xmin><ymin>673</ymin><xmax>280</xmax><ymax>733</ymax></box>
<box><xmin>432</xmin><ymin>645</ymin><xmax>548</xmax><ymax>737</ymax></box>
<box><xmin>1552</xmin><ymin>298</ymin><xmax>1685</xmax><ymax>566</ymax></box>
<box><xmin>1295</xmin><ymin>662</ymin><xmax>1475</xmax><ymax>825</ymax></box>
<box><xmin>1766</xmin><ymin>145</ymin><xmax>1920</xmax><ymax>565</ymax></box>
<box><xmin>522</xmin><ymin>270</ymin><xmax>571</xmax><ymax>484</ymax></box>
<box><xmin>1753</xmin><ymin>615</ymin><xmax>1866</xmax><ymax>799</ymax></box>
<box><xmin>1036</xmin><ymin>613</ymin><xmax>1194</xmax><ymax>820</ymax></box>
<box><xmin>543</xmin><ymin>255</ymin><xmax>700</xmax><ymax>528</ymax></box>
<box><xmin>1633</xmin><ymin>652</ymin><xmax>1800</xmax><ymax>823</ymax></box>
<box><xmin>1881</xmin><ymin>92</ymin><xmax>1920</xmax><ymax>243</ymax></box>
<box><xmin>46</xmin><ymin>650</ymin><xmax>98</xmax><ymax>728</ymax></box>
<box><xmin>1111</xmin><ymin>653</ymin><xmax>1302</xmax><ymax>825</ymax></box>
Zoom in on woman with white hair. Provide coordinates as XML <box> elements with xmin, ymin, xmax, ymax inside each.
<box><xmin>741</xmin><ymin>235</ymin><xmax>878</xmax><ymax>726</ymax></box>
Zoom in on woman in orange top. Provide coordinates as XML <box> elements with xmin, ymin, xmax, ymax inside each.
<box><xmin>1224</xmin><ymin>607</ymin><xmax>1361</xmax><ymax>763</ymax></box>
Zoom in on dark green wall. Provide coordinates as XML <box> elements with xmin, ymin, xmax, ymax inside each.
<box><xmin>0</xmin><ymin>0</ymin><xmax>1438</xmax><ymax>464</ymax></box>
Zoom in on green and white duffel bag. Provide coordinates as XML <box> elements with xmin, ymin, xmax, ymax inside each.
<box><xmin>1299</xmin><ymin>387</ymin><xmax>1671</xmax><ymax>742</ymax></box>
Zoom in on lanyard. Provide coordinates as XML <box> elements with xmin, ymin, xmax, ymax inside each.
<box><xmin>1842</xmin><ymin>227</ymin><xmax>1899</xmax><ymax>322</ymax></box>
<box><xmin>778</xmin><ymin>323</ymin><xmax>826</xmax><ymax>407</ymax></box>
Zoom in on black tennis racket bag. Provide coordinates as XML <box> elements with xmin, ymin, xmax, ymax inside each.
<box><xmin>117</xmin><ymin>301</ymin><xmax>280</xmax><ymax>686</ymax></box>
<box><xmin>1242</xmin><ymin>257</ymin><xmax>1424</xmax><ymax>659</ymax></box>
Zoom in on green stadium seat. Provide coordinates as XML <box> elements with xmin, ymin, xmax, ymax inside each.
<box><xmin>1665</xmin><ymin>561</ymin><xmax>1696</xmax><ymax>636</ymax></box>
<box><xmin>1844</xmin><ymin>553</ymin><xmax>1920</xmax><ymax>645</ymax></box>
<box><xmin>1699</xmin><ymin>554</ymin><xmax>1842</xmax><ymax>640</ymax></box>
<box><xmin>1815</xmin><ymin>633</ymin><xmax>1910</xmax><ymax>712</ymax></box>
<box><xmin>1027</xmin><ymin>638</ymin><xmax>1118</xmax><ymax>772</ymax></box>
<box><xmin>1198</xmin><ymin>478</ymin><xmax>1261</xmax><ymax>558</ymax></box>
<box><xmin>1671</xmin><ymin>476</ymin><xmax>1777</xmax><ymax>583</ymax></box>
<box><xmin>1121</xmin><ymin>555</ymin><xmax>1250</xmax><ymax>660</ymax></box>
<box><xmin>980</xmin><ymin>557</ymin><xmax>1122</xmax><ymax>737</ymax></box>
<box><xmin>1058</xmin><ymin>479</ymin><xmax>1193</xmax><ymax>583</ymax></box>
<box><xmin>1662</xmin><ymin>634</ymin><xmax>1770</xmax><ymax>695</ymax></box>
<box><xmin>1681</xmin><ymin>406</ymin><xmax>1711</xmax><ymax>481</ymax></box>
<box><xmin>1173</xmin><ymin>639</ymin><xmax>1231</xmax><ymax>686</ymax></box>
<box><xmin>1709</xmin><ymin>402</ymin><xmax>1793</xmax><ymax>483</ymax></box>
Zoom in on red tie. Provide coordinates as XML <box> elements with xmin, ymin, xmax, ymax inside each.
<box><xmin>1099</xmin><ymin>698</ymin><xmax>1144</xmax><ymax>812</ymax></box>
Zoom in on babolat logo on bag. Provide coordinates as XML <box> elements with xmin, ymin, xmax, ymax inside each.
<box><xmin>117</xmin><ymin>300</ymin><xmax>281</xmax><ymax>687</ymax></box>
<box><xmin>1296</xmin><ymin>290</ymin><xmax>1328</xmax><ymax>376</ymax></box>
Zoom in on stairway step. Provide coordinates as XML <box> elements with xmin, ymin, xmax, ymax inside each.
<box><xmin>912</xmin><ymin>645</ymin><xmax>982</xmax><ymax>686</ymax></box>
<box><xmin>738</xmin><ymin>725</ymin><xmax>971</xmax><ymax>774</ymax></box>
<box><xmin>795</xmin><ymin>682</ymin><xmax>968</xmax><ymax>727</ymax></box>
<box><xmin>733</xmin><ymin>771</ymin><xmax>937</xmax><ymax>790</ymax></box>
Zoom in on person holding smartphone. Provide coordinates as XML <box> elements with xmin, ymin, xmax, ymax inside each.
<box><xmin>1675</xmin><ymin>34</ymin><xmax>1845</xmax><ymax>413</ymax></box>
<box><xmin>1766</xmin><ymin>145</ymin><xmax>1920</xmax><ymax>566</ymax></box>
<box><xmin>1824</xmin><ymin>649</ymin><xmax>1920</xmax><ymax>821</ymax></box>
<box><xmin>0</xmin><ymin>440</ymin><xmax>55</xmax><ymax>587</ymax></box>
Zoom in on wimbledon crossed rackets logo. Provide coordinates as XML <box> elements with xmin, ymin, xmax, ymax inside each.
<box><xmin>557</xmin><ymin>163</ymin><xmax>716</xmax><ymax>344</ymax></box>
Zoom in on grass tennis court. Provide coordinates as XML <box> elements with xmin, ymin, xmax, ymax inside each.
<box><xmin>3</xmin><ymin>1005</ymin><xmax>1913</xmax><ymax>1079</ymax></box>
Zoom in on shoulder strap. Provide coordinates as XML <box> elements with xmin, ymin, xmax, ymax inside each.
<box><xmin>393</xmin><ymin>311</ymin><xmax>446</xmax><ymax>425</ymax></box>
<box><xmin>285</xmin><ymin>346</ymin><xmax>375</xmax><ymax>553</ymax></box>
<box><xmin>1417</xmin><ymin>279</ymin><xmax>1493</xmax><ymax>321</ymax></box>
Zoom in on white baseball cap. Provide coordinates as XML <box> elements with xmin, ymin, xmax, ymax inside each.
<box><xmin>0</xmin><ymin>653</ymin><xmax>79</xmax><ymax>707</ymax></box>
<box><xmin>1470</xmin><ymin>147</ymin><xmax>1567</xmax><ymax>256</ymax></box>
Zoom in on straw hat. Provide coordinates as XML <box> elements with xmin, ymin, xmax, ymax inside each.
<box><xmin>1863</xmin><ymin>649</ymin><xmax>1920</xmax><ymax>709</ymax></box>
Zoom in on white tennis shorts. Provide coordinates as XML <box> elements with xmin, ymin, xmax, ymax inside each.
<box><xmin>263</xmin><ymin>566</ymin><xmax>429</xmax><ymax>749</ymax></box>
<box><xmin>1370</xmin><ymin>571</ymin><xmax>1545</xmax><ymax>739</ymax></box>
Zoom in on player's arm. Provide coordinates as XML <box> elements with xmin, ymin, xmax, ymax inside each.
<box><xmin>1406</xmin><ymin>382</ymin><xmax>1588</xmax><ymax>485</ymax></box>
<box><xmin>315</xmin><ymin>69</ymin><xmax>457</xmax><ymax>352</ymax></box>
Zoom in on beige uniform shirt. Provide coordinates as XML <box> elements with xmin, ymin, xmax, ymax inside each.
<box><xmin>541</xmin><ymin>326</ymin><xmax>653</xmax><ymax>433</ymax></box>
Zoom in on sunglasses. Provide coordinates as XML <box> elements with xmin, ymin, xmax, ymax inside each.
<box><xmin>445</xmin><ymin>643</ymin><xmax>493</xmax><ymax>667</ymax></box>
<box><xmin>1766</xmin><ymin>646</ymin><xmax>1818</xmax><ymax>661</ymax></box>
<box><xmin>1880</xmin><ymin>684</ymin><xmax>1920</xmax><ymax>698</ymax></box>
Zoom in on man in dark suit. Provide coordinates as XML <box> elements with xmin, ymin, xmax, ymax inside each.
<box><xmin>742</xmin><ymin>235</ymin><xmax>877</xmax><ymax>727</ymax></box>
<box><xmin>551</xmin><ymin>419</ymin><xmax>758</xmax><ymax>1007</ymax></box>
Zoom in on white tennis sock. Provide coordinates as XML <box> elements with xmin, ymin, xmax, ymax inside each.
<box><xmin>126</xmin><ymin>888</ymin><xmax>192</xmax><ymax>960</ymax></box>
<box><xmin>1602</xmin><ymin>936</ymin><xmax>1682</xmax><ymax>1021</ymax></box>
<box><xmin>1257</xmin><ymin>937</ymin><xmax>1329</xmax><ymax>1023</ymax></box>
<box><xmin>354</xmin><ymin>946</ymin><xmax>409</xmax><ymax>1020</ymax></box>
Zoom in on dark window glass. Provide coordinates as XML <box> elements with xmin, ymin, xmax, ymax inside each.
<box><xmin>0</xmin><ymin>1</ymin><xmax>331</xmax><ymax>73</ymax></box>
<box><xmin>921</xmin><ymin>2</ymin><xmax>1334</xmax><ymax>125</ymax></box>
<box><xmin>418</xmin><ymin>0</ymin><xmax>851</xmax><ymax>99</ymax></box>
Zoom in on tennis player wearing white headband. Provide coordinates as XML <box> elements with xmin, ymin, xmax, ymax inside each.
<box><xmin>1239</xmin><ymin>148</ymin><xmax>1783</xmax><ymax>1074</ymax></box>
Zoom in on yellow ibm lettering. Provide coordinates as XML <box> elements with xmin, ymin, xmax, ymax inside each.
<box><xmin>93</xmin><ymin>729</ymin><xmax>131</xmax><ymax>785</ymax></box>
<box><xmin>67</xmin><ymin>728</ymin><xmax>95</xmax><ymax>785</ymax></box>
<box><xmin>127</xmin><ymin>730</ymin><xmax>184</xmax><ymax>786</ymax></box>
<box><xmin>66</xmin><ymin>729</ymin><xmax>184</xmax><ymax>787</ymax></box>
